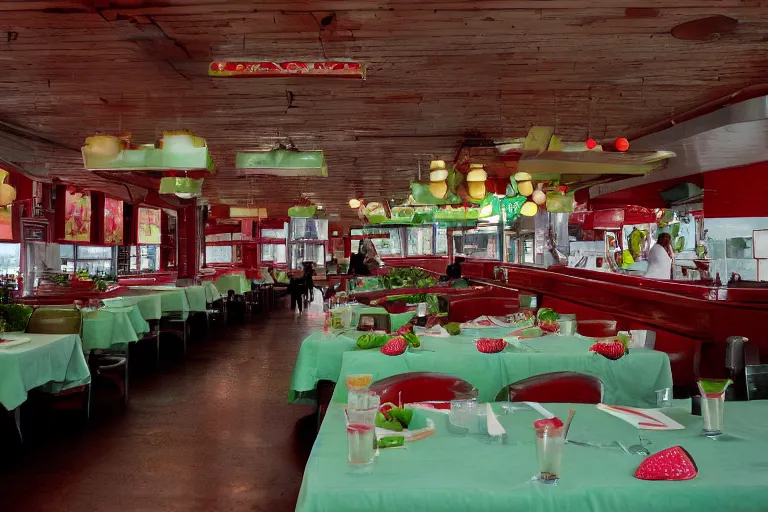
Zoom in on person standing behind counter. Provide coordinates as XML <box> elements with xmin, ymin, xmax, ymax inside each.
<box><xmin>645</xmin><ymin>233</ymin><xmax>674</xmax><ymax>280</ymax></box>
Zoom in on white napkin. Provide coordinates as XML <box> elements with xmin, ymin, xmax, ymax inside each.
<box><xmin>414</xmin><ymin>325</ymin><xmax>449</xmax><ymax>338</ymax></box>
<box><xmin>485</xmin><ymin>403</ymin><xmax>506</xmax><ymax>436</ymax></box>
<box><xmin>597</xmin><ymin>404</ymin><xmax>684</xmax><ymax>430</ymax></box>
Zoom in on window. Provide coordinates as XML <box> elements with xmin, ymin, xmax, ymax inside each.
<box><xmin>60</xmin><ymin>245</ymin><xmax>116</xmax><ymax>275</ymax></box>
<box><xmin>0</xmin><ymin>243</ymin><xmax>20</xmax><ymax>276</ymax></box>
<box><xmin>435</xmin><ymin>227</ymin><xmax>448</xmax><ymax>255</ymax></box>
<box><xmin>130</xmin><ymin>245</ymin><xmax>160</xmax><ymax>271</ymax></box>
<box><xmin>407</xmin><ymin>226</ymin><xmax>434</xmax><ymax>256</ymax></box>
<box><xmin>452</xmin><ymin>225</ymin><xmax>501</xmax><ymax>260</ymax></box>
<box><xmin>350</xmin><ymin>227</ymin><xmax>403</xmax><ymax>257</ymax></box>
<box><xmin>261</xmin><ymin>225</ymin><xmax>287</xmax><ymax>239</ymax></box>
<box><xmin>205</xmin><ymin>233</ymin><xmax>234</xmax><ymax>264</ymax></box>
<box><xmin>261</xmin><ymin>244</ymin><xmax>286</xmax><ymax>264</ymax></box>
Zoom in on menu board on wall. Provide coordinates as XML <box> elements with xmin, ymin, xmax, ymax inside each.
<box><xmin>0</xmin><ymin>206</ymin><xmax>11</xmax><ymax>240</ymax></box>
<box><xmin>137</xmin><ymin>207</ymin><xmax>161</xmax><ymax>245</ymax></box>
<box><xmin>104</xmin><ymin>197</ymin><xmax>124</xmax><ymax>245</ymax></box>
<box><xmin>64</xmin><ymin>190</ymin><xmax>91</xmax><ymax>242</ymax></box>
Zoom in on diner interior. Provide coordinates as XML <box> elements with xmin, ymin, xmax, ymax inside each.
<box><xmin>1</xmin><ymin>1</ymin><xmax>768</xmax><ymax>511</ymax></box>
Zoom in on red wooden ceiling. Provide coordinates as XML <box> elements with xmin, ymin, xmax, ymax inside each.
<box><xmin>1</xmin><ymin>0</ymin><xmax>767</xmax><ymax>219</ymax></box>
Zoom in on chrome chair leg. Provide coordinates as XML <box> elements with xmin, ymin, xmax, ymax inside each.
<box><xmin>13</xmin><ymin>406</ymin><xmax>22</xmax><ymax>443</ymax></box>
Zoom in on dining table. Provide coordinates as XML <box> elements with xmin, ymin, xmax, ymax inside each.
<box><xmin>289</xmin><ymin>327</ymin><xmax>672</xmax><ymax>408</ymax></box>
<box><xmin>208</xmin><ymin>273</ymin><xmax>251</xmax><ymax>295</ymax></box>
<box><xmin>81</xmin><ymin>304</ymin><xmax>150</xmax><ymax>352</ymax></box>
<box><xmin>0</xmin><ymin>332</ymin><xmax>91</xmax><ymax>411</ymax></box>
<box><xmin>296</xmin><ymin>400</ymin><xmax>768</xmax><ymax>512</ymax></box>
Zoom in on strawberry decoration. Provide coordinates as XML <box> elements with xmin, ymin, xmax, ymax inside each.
<box><xmin>533</xmin><ymin>417</ymin><xmax>564</xmax><ymax>430</ymax></box>
<box><xmin>539</xmin><ymin>320</ymin><xmax>560</xmax><ymax>333</ymax></box>
<box><xmin>589</xmin><ymin>337</ymin><xmax>629</xmax><ymax>360</ymax></box>
<box><xmin>476</xmin><ymin>338</ymin><xmax>507</xmax><ymax>353</ymax></box>
<box><xmin>380</xmin><ymin>337</ymin><xmax>407</xmax><ymax>356</ymax></box>
<box><xmin>396</xmin><ymin>324</ymin><xmax>413</xmax><ymax>336</ymax></box>
<box><xmin>634</xmin><ymin>446</ymin><xmax>698</xmax><ymax>481</ymax></box>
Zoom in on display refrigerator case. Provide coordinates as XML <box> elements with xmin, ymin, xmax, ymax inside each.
<box><xmin>287</xmin><ymin>217</ymin><xmax>328</xmax><ymax>272</ymax></box>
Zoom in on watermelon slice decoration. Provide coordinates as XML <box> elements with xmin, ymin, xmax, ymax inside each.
<box><xmin>634</xmin><ymin>446</ymin><xmax>698</xmax><ymax>481</ymax></box>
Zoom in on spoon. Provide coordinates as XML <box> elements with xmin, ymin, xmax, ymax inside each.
<box><xmin>563</xmin><ymin>408</ymin><xmax>576</xmax><ymax>441</ymax></box>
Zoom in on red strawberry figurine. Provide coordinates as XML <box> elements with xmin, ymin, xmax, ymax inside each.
<box><xmin>476</xmin><ymin>338</ymin><xmax>507</xmax><ymax>353</ymax></box>
<box><xmin>380</xmin><ymin>337</ymin><xmax>407</xmax><ymax>356</ymax></box>
<box><xmin>634</xmin><ymin>446</ymin><xmax>698</xmax><ymax>481</ymax></box>
<box><xmin>589</xmin><ymin>338</ymin><xmax>628</xmax><ymax>360</ymax></box>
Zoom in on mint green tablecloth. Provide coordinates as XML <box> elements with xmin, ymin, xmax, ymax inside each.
<box><xmin>202</xmin><ymin>281</ymin><xmax>223</xmax><ymax>303</ymax></box>
<box><xmin>211</xmin><ymin>274</ymin><xmax>250</xmax><ymax>295</ymax></box>
<box><xmin>297</xmin><ymin>401</ymin><xmax>768</xmax><ymax>512</ymax></box>
<box><xmin>81</xmin><ymin>305</ymin><xmax>150</xmax><ymax>352</ymax></box>
<box><xmin>290</xmin><ymin>328</ymin><xmax>672</xmax><ymax>407</ymax></box>
<box><xmin>102</xmin><ymin>294</ymin><xmax>162</xmax><ymax>320</ymax></box>
<box><xmin>0</xmin><ymin>333</ymin><xmax>91</xmax><ymax>410</ymax></box>
<box><xmin>183</xmin><ymin>285</ymin><xmax>208</xmax><ymax>312</ymax></box>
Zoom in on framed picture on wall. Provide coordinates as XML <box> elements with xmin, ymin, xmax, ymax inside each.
<box><xmin>104</xmin><ymin>197</ymin><xmax>124</xmax><ymax>245</ymax></box>
<box><xmin>63</xmin><ymin>189</ymin><xmax>91</xmax><ymax>242</ymax></box>
<box><xmin>137</xmin><ymin>207</ymin><xmax>161</xmax><ymax>245</ymax></box>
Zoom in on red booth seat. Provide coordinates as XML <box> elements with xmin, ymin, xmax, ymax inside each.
<box><xmin>370</xmin><ymin>372</ymin><xmax>478</xmax><ymax>408</ymax></box>
<box><xmin>496</xmin><ymin>371</ymin><xmax>604</xmax><ymax>404</ymax></box>
<box><xmin>576</xmin><ymin>319</ymin><xmax>619</xmax><ymax>338</ymax></box>
<box><xmin>446</xmin><ymin>296</ymin><xmax>520</xmax><ymax>323</ymax></box>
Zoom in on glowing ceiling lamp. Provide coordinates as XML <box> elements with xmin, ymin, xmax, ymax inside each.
<box><xmin>615</xmin><ymin>138</ymin><xmax>630</xmax><ymax>152</ymax></box>
<box><xmin>209</xmin><ymin>61</ymin><xmax>366</xmax><ymax>79</ymax></box>
<box><xmin>230</xmin><ymin>207</ymin><xmax>267</xmax><ymax>218</ymax></box>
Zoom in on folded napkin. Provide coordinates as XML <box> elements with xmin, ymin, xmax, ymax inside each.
<box><xmin>414</xmin><ymin>325</ymin><xmax>449</xmax><ymax>338</ymax></box>
<box><xmin>460</xmin><ymin>316</ymin><xmax>510</xmax><ymax>329</ymax></box>
<box><xmin>597</xmin><ymin>404</ymin><xmax>684</xmax><ymax>430</ymax></box>
<box><xmin>485</xmin><ymin>403</ymin><xmax>506</xmax><ymax>436</ymax></box>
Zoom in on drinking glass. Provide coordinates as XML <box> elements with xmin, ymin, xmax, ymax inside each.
<box><xmin>656</xmin><ymin>387</ymin><xmax>672</xmax><ymax>407</ymax></box>
<box><xmin>449</xmin><ymin>398</ymin><xmax>479</xmax><ymax>432</ymax></box>
<box><xmin>347</xmin><ymin>423</ymin><xmax>376</xmax><ymax>466</ymax></box>
<box><xmin>535</xmin><ymin>425</ymin><xmax>564</xmax><ymax>483</ymax></box>
<box><xmin>697</xmin><ymin>379</ymin><xmax>731</xmax><ymax>437</ymax></box>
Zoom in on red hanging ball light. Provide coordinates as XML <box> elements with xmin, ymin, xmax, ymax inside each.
<box><xmin>615</xmin><ymin>138</ymin><xmax>630</xmax><ymax>152</ymax></box>
<box><xmin>585</xmin><ymin>138</ymin><xmax>597</xmax><ymax>150</ymax></box>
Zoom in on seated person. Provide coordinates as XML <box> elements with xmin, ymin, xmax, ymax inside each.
<box><xmin>445</xmin><ymin>257</ymin><xmax>465</xmax><ymax>280</ymax></box>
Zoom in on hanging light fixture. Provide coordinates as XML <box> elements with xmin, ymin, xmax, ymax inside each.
<box><xmin>159</xmin><ymin>176</ymin><xmax>204</xmax><ymax>199</ymax></box>
<box><xmin>349</xmin><ymin>198</ymin><xmax>361</xmax><ymax>209</ymax></box>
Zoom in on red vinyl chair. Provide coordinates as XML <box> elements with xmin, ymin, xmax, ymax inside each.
<box><xmin>446</xmin><ymin>296</ymin><xmax>520</xmax><ymax>323</ymax></box>
<box><xmin>495</xmin><ymin>372</ymin><xmax>604</xmax><ymax>404</ymax></box>
<box><xmin>370</xmin><ymin>372</ymin><xmax>478</xmax><ymax>408</ymax></box>
<box><xmin>576</xmin><ymin>319</ymin><xmax>619</xmax><ymax>338</ymax></box>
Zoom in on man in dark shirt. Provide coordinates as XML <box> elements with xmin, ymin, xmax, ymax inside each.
<box><xmin>445</xmin><ymin>257</ymin><xmax>465</xmax><ymax>280</ymax></box>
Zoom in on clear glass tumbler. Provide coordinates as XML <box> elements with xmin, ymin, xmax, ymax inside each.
<box><xmin>535</xmin><ymin>425</ymin><xmax>564</xmax><ymax>484</ymax></box>
<box><xmin>347</xmin><ymin>423</ymin><xmax>376</xmax><ymax>465</ymax></box>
